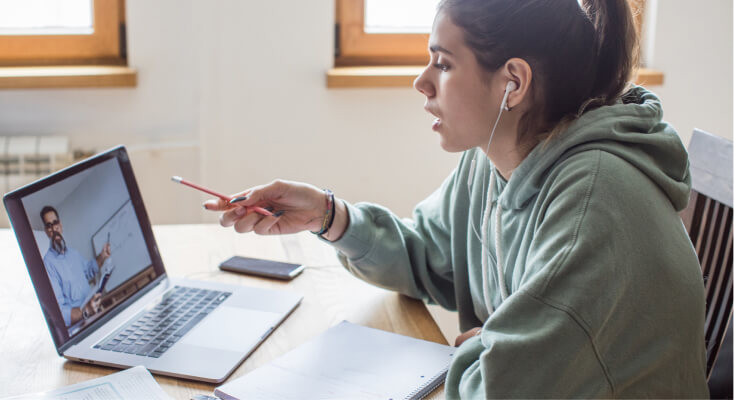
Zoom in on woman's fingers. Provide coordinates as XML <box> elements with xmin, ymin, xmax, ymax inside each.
<box><xmin>203</xmin><ymin>189</ymin><xmax>253</xmax><ymax>212</ymax></box>
<box><xmin>231</xmin><ymin>180</ymin><xmax>287</xmax><ymax>209</ymax></box>
<box><xmin>203</xmin><ymin>198</ymin><xmax>228</xmax><ymax>211</ymax></box>
<box><xmin>454</xmin><ymin>327</ymin><xmax>481</xmax><ymax>346</ymax></box>
<box><xmin>233</xmin><ymin>211</ymin><xmax>267</xmax><ymax>233</ymax></box>
<box><xmin>211</xmin><ymin>180</ymin><xmax>324</xmax><ymax>235</ymax></box>
<box><xmin>220</xmin><ymin>205</ymin><xmax>249</xmax><ymax>227</ymax></box>
<box><xmin>252</xmin><ymin>212</ymin><xmax>286</xmax><ymax>235</ymax></box>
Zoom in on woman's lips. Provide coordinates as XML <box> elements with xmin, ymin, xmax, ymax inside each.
<box><xmin>432</xmin><ymin>118</ymin><xmax>442</xmax><ymax>131</ymax></box>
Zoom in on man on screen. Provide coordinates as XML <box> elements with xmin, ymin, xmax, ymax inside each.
<box><xmin>40</xmin><ymin>206</ymin><xmax>112</xmax><ymax>326</ymax></box>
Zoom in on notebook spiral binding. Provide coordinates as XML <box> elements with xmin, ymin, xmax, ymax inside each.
<box><xmin>404</xmin><ymin>367</ymin><xmax>449</xmax><ymax>400</ymax></box>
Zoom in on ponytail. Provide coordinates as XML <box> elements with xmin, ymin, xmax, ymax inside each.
<box><xmin>582</xmin><ymin>0</ymin><xmax>639</xmax><ymax>106</ymax></box>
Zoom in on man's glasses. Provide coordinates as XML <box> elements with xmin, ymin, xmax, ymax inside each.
<box><xmin>44</xmin><ymin>220</ymin><xmax>60</xmax><ymax>230</ymax></box>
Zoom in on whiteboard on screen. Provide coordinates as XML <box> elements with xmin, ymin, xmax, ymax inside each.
<box><xmin>91</xmin><ymin>199</ymin><xmax>151</xmax><ymax>291</ymax></box>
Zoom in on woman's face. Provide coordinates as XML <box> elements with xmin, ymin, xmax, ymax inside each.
<box><xmin>414</xmin><ymin>10</ymin><xmax>504</xmax><ymax>153</ymax></box>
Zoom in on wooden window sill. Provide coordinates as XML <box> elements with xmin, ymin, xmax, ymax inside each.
<box><xmin>327</xmin><ymin>66</ymin><xmax>664</xmax><ymax>88</ymax></box>
<box><xmin>0</xmin><ymin>65</ymin><xmax>137</xmax><ymax>89</ymax></box>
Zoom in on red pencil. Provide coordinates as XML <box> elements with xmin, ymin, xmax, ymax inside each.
<box><xmin>171</xmin><ymin>176</ymin><xmax>273</xmax><ymax>216</ymax></box>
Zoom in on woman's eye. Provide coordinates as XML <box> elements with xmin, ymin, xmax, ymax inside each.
<box><xmin>433</xmin><ymin>63</ymin><xmax>450</xmax><ymax>72</ymax></box>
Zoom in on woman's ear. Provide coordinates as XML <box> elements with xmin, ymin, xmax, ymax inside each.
<box><xmin>503</xmin><ymin>58</ymin><xmax>532</xmax><ymax>110</ymax></box>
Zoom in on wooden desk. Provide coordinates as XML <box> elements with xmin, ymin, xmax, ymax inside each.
<box><xmin>0</xmin><ymin>224</ymin><xmax>448</xmax><ymax>399</ymax></box>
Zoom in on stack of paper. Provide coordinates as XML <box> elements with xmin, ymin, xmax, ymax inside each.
<box><xmin>5</xmin><ymin>366</ymin><xmax>172</xmax><ymax>400</ymax></box>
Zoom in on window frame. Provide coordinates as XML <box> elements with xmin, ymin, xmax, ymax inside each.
<box><xmin>336</xmin><ymin>0</ymin><xmax>429</xmax><ymax>66</ymax></box>
<box><xmin>335</xmin><ymin>0</ymin><xmax>646</xmax><ymax>67</ymax></box>
<box><xmin>0</xmin><ymin>0</ymin><xmax>126</xmax><ymax>66</ymax></box>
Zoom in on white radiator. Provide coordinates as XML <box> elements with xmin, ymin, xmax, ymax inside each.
<box><xmin>1</xmin><ymin>136</ymin><xmax>73</xmax><ymax>227</ymax></box>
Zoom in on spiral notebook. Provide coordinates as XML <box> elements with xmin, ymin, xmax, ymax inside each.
<box><xmin>214</xmin><ymin>321</ymin><xmax>456</xmax><ymax>400</ymax></box>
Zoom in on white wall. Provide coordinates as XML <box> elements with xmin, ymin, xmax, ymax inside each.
<box><xmin>645</xmin><ymin>0</ymin><xmax>733</xmax><ymax>146</ymax></box>
<box><xmin>190</xmin><ymin>0</ymin><xmax>456</xmax><ymax>224</ymax></box>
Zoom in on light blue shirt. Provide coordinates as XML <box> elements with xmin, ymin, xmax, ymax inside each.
<box><xmin>43</xmin><ymin>245</ymin><xmax>98</xmax><ymax>326</ymax></box>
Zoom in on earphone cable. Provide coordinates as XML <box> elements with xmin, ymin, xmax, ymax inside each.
<box><xmin>465</xmin><ymin>83</ymin><xmax>514</xmax><ymax>318</ymax></box>
<box><xmin>466</xmin><ymin>86</ymin><xmax>510</xmax><ymax>244</ymax></box>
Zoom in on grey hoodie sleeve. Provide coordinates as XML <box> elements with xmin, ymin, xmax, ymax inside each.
<box><xmin>447</xmin><ymin>292</ymin><xmax>613</xmax><ymax>399</ymax></box>
<box><xmin>326</xmin><ymin>173</ymin><xmax>459</xmax><ymax>310</ymax></box>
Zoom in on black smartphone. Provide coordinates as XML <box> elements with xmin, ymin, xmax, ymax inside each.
<box><xmin>218</xmin><ymin>256</ymin><xmax>305</xmax><ymax>280</ymax></box>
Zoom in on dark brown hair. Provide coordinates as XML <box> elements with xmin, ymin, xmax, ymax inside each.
<box><xmin>438</xmin><ymin>0</ymin><xmax>639</xmax><ymax>145</ymax></box>
<box><xmin>40</xmin><ymin>205</ymin><xmax>58</xmax><ymax>222</ymax></box>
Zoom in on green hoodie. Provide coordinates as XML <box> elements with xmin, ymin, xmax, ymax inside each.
<box><xmin>328</xmin><ymin>86</ymin><xmax>709</xmax><ymax>398</ymax></box>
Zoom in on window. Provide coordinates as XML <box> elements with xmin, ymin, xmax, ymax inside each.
<box><xmin>336</xmin><ymin>0</ymin><xmax>435</xmax><ymax>66</ymax></box>
<box><xmin>0</xmin><ymin>0</ymin><xmax>135</xmax><ymax>89</ymax></box>
<box><xmin>0</xmin><ymin>0</ymin><xmax>125</xmax><ymax>66</ymax></box>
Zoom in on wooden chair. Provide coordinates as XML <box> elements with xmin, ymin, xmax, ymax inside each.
<box><xmin>679</xmin><ymin>128</ymin><xmax>733</xmax><ymax>399</ymax></box>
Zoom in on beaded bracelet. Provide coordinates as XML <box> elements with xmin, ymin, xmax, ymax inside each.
<box><xmin>313</xmin><ymin>189</ymin><xmax>335</xmax><ymax>236</ymax></box>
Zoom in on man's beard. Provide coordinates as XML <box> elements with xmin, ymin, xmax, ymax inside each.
<box><xmin>51</xmin><ymin>232</ymin><xmax>67</xmax><ymax>254</ymax></box>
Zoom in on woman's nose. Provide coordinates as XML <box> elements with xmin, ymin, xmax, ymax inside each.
<box><xmin>414</xmin><ymin>67</ymin><xmax>435</xmax><ymax>97</ymax></box>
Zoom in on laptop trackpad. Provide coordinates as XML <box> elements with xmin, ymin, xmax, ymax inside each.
<box><xmin>181</xmin><ymin>306</ymin><xmax>281</xmax><ymax>352</ymax></box>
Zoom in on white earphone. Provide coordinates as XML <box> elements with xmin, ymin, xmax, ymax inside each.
<box><xmin>502</xmin><ymin>80</ymin><xmax>518</xmax><ymax>111</ymax></box>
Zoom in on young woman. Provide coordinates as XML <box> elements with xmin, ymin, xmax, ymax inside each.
<box><xmin>206</xmin><ymin>0</ymin><xmax>709</xmax><ymax>397</ymax></box>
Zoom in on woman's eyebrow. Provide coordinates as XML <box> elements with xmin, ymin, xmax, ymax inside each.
<box><xmin>429</xmin><ymin>44</ymin><xmax>454</xmax><ymax>55</ymax></box>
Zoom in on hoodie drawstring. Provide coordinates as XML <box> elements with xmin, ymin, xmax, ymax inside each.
<box><xmin>480</xmin><ymin>169</ymin><xmax>509</xmax><ymax>318</ymax></box>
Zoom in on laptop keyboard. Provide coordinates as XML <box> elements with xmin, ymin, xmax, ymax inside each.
<box><xmin>94</xmin><ymin>286</ymin><xmax>231</xmax><ymax>358</ymax></box>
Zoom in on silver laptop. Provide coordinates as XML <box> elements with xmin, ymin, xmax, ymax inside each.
<box><xmin>3</xmin><ymin>145</ymin><xmax>302</xmax><ymax>383</ymax></box>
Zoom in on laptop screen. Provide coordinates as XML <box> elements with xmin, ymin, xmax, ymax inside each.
<box><xmin>3</xmin><ymin>146</ymin><xmax>166</xmax><ymax>351</ymax></box>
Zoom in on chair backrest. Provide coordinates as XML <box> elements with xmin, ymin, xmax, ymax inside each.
<box><xmin>679</xmin><ymin>128</ymin><xmax>733</xmax><ymax>397</ymax></box>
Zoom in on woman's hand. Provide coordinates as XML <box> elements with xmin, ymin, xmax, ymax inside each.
<box><xmin>203</xmin><ymin>179</ymin><xmax>335</xmax><ymax>236</ymax></box>
<box><xmin>454</xmin><ymin>327</ymin><xmax>481</xmax><ymax>346</ymax></box>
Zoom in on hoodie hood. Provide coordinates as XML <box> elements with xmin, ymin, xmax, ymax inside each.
<box><xmin>501</xmin><ymin>86</ymin><xmax>691</xmax><ymax>211</ymax></box>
